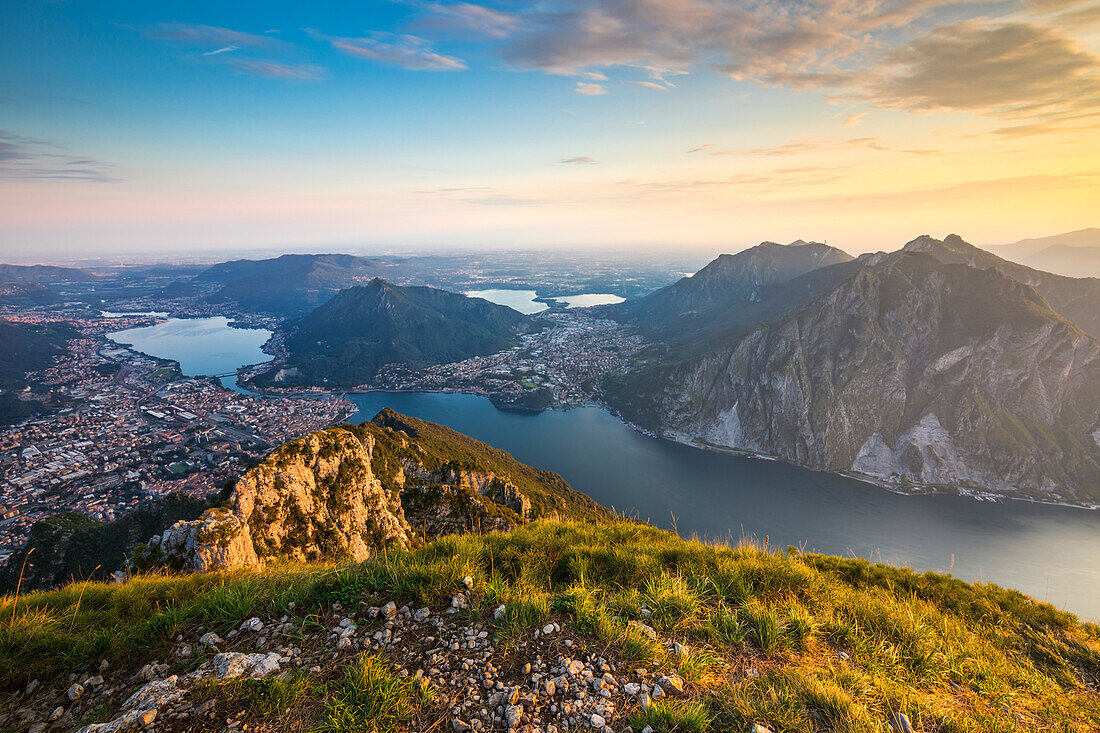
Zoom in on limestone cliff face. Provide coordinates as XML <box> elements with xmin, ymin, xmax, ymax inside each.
<box><xmin>148</xmin><ymin>510</ymin><xmax>259</xmax><ymax>573</ymax></box>
<box><xmin>144</xmin><ymin>415</ymin><xmax>561</xmax><ymax>573</ymax></box>
<box><xmin>146</xmin><ymin>428</ymin><xmax>412</xmax><ymax>572</ymax></box>
<box><xmin>234</xmin><ymin>428</ymin><xmax>413</xmax><ymax>563</ymax></box>
<box><xmin>621</xmin><ymin>252</ymin><xmax>1100</xmax><ymax>504</ymax></box>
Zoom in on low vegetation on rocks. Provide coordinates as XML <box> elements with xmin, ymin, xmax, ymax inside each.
<box><xmin>2</xmin><ymin>520</ymin><xmax>1098</xmax><ymax>732</ymax></box>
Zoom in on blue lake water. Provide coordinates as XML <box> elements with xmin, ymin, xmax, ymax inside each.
<box><xmin>466</xmin><ymin>289</ymin><xmax>625</xmax><ymax>313</ymax></box>
<box><xmin>346</xmin><ymin>391</ymin><xmax>1100</xmax><ymax>622</ymax></box>
<box><xmin>103</xmin><ymin>316</ymin><xmax>1100</xmax><ymax>621</ymax></box>
<box><xmin>107</xmin><ymin>317</ymin><xmax>272</xmax><ymax>392</ymax></box>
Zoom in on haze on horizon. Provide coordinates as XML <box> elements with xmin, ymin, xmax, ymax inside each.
<box><xmin>1</xmin><ymin>0</ymin><xmax>1098</xmax><ymax>261</ymax></box>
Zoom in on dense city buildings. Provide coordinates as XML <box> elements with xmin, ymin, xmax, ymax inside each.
<box><xmin>0</xmin><ymin>313</ymin><xmax>352</xmax><ymax>558</ymax></box>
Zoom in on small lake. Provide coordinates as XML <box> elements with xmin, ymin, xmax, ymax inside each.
<box><xmin>346</xmin><ymin>391</ymin><xmax>1100</xmax><ymax>622</ymax></box>
<box><xmin>107</xmin><ymin>317</ymin><xmax>272</xmax><ymax>392</ymax></box>
<box><xmin>553</xmin><ymin>293</ymin><xmax>625</xmax><ymax>308</ymax></box>
<box><xmin>466</xmin><ymin>289</ymin><xmax>626</xmax><ymax>314</ymax></box>
<box><xmin>101</xmin><ymin>310</ymin><xmax>170</xmax><ymax>319</ymax></box>
<box><xmin>466</xmin><ymin>289</ymin><xmax>547</xmax><ymax>314</ymax></box>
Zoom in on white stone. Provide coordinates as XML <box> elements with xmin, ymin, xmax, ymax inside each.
<box><xmin>198</xmin><ymin>632</ymin><xmax>222</xmax><ymax>646</ymax></box>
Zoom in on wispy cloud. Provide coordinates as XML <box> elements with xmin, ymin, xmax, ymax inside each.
<box><xmin>843</xmin><ymin>112</ymin><xmax>867</xmax><ymax>127</ymax></box>
<box><xmin>310</xmin><ymin>30</ymin><xmax>466</xmax><ymax>71</ymax></box>
<box><xmin>144</xmin><ymin>22</ymin><xmax>323</xmax><ymax>81</ymax></box>
<box><xmin>0</xmin><ymin>131</ymin><xmax>119</xmax><ymax>183</ymax></box>
<box><xmin>575</xmin><ymin>82</ymin><xmax>606</xmax><ymax>95</ymax></box>
<box><xmin>712</xmin><ymin>136</ymin><xmax>941</xmax><ymax>157</ymax></box>
<box><xmin>145</xmin><ymin>22</ymin><xmax>283</xmax><ymax>50</ymax></box>
<box><xmin>560</xmin><ymin>156</ymin><xmax>597</xmax><ymax>164</ymax></box>
<box><xmin>615</xmin><ymin>165</ymin><xmax>853</xmax><ymax>196</ymax></box>
<box><xmin>404</xmin><ymin>2</ymin><xmax>520</xmax><ymax>39</ymax></box>
<box><xmin>224</xmin><ymin>59</ymin><xmax>325</xmax><ymax>80</ymax></box>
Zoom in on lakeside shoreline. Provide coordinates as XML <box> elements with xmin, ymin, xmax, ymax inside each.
<box><xmin>240</xmin><ymin>377</ymin><xmax>1100</xmax><ymax>513</ymax></box>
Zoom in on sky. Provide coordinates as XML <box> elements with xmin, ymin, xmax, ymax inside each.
<box><xmin>1</xmin><ymin>0</ymin><xmax>1098</xmax><ymax>261</ymax></box>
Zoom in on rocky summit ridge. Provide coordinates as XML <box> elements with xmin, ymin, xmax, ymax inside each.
<box><xmin>607</xmin><ymin>237</ymin><xmax>1100</xmax><ymax>505</ymax></box>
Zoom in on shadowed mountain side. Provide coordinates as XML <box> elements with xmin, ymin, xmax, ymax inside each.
<box><xmin>606</xmin><ymin>252</ymin><xmax>1100</xmax><ymax>504</ymax></box>
<box><xmin>271</xmin><ymin>279</ymin><xmax>527</xmax><ymax>387</ymax></box>
<box><xmin>904</xmin><ymin>234</ymin><xmax>1100</xmax><ymax>339</ymax></box>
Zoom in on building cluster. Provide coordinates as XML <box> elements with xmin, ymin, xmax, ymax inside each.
<box><xmin>370</xmin><ymin>311</ymin><xmax>645</xmax><ymax>406</ymax></box>
<box><xmin>0</xmin><ymin>329</ymin><xmax>353</xmax><ymax>560</ymax></box>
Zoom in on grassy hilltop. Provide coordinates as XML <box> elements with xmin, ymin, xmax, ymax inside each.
<box><xmin>3</xmin><ymin>520</ymin><xmax>1099</xmax><ymax>732</ymax></box>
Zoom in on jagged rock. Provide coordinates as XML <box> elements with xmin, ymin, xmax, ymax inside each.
<box><xmin>66</xmin><ymin>683</ymin><xmax>83</xmax><ymax>701</ymax></box>
<box><xmin>504</xmin><ymin>704</ymin><xmax>524</xmax><ymax>728</ymax></box>
<box><xmin>213</xmin><ymin>652</ymin><xmax>282</xmax><ymax>680</ymax></box>
<box><xmin>121</xmin><ymin>676</ymin><xmax>185</xmax><ymax>714</ymax></box>
<box><xmin>145</xmin><ymin>509</ymin><xmax>258</xmax><ymax>573</ymax></box>
<box><xmin>142</xmin><ymin>429</ymin><xmax>413</xmax><ymax>572</ymax></box>
<box><xmin>657</xmin><ymin>674</ymin><xmax>684</xmax><ymax>694</ymax></box>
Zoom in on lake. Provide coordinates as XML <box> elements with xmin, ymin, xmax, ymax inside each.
<box><xmin>466</xmin><ymin>289</ymin><xmax>625</xmax><ymax>314</ymax></box>
<box><xmin>346</xmin><ymin>391</ymin><xmax>1100</xmax><ymax>622</ymax></box>
<box><xmin>107</xmin><ymin>317</ymin><xmax>272</xmax><ymax>392</ymax></box>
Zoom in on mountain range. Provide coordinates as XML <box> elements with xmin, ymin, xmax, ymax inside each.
<box><xmin>992</xmin><ymin>228</ymin><xmax>1100</xmax><ymax>278</ymax></box>
<box><xmin>197</xmin><ymin>253</ymin><xmax>397</xmax><ymax>315</ymax></box>
<box><xmin>605</xmin><ymin>235</ymin><xmax>1100</xmax><ymax>504</ymax></box>
<box><xmin>613</xmin><ymin>240</ymin><xmax>853</xmax><ymax>344</ymax></box>
<box><xmin>268</xmin><ymin>278</ymin><xmax>527</xmax><ymax>387</ymax></box>
<box><xmin>0</xmin><ymin>264</ymin><xmax>92</xmax><ymax>283</ymax></box>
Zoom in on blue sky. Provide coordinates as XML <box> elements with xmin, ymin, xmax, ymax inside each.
<box><xmin>1</xmin><ymin>0</ymin><xmax>1098</xmax><ymax>260</ymax></box>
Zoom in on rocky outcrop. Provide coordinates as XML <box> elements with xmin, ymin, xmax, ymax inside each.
<box><xmin>141</xmin><ymin>428</ymin><xmax>413</xmax><ymax>572</ymax></box>
<box><xmin>234</xmin><ymin>428</ymin><xmax>412</xmax><ymax>563</ymax></box>
<box><xmin>140</xmin><ymin>412</ymin><xmax>581</xmax><ymax>573</ymax></box>
<box><xmin>146</xmin><ymin>510</ymin><xmax>258</xmax><ymax>573</ymax></box>
<box><xmin>615</xmin><ymin>251</ymin><xmax>1100</xmax><ymax>504</ymax></box>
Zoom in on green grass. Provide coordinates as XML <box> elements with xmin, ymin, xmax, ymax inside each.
<box><xmin>206</xmin><ymin>671</ymin><xmax>322</xmax><ymax>719</ymax></box>
<box><xmin>3</xmin><ymin>520</ymin><xmax>1099</xmax><ymax>732</ymax></box>
<box><xmin>318</xmin><ymin>654</ymin><xmax>434</xmax><ymax>733</ymax></box>
<box><xmin>630</xmin><ymin>698</ymin><xmax>712</xmax><ymax>732</ymax></box>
